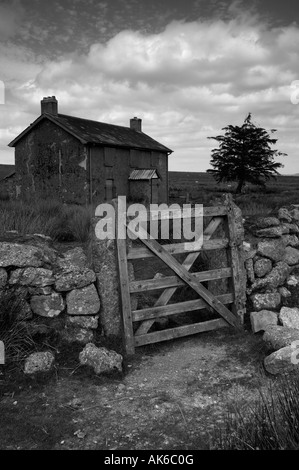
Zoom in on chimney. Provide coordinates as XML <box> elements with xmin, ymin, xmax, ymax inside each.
<box><xmin>41</xmin><ymin>96</ymin><xmax>58</xmax><ymax>115</ymax></box>
<box><xmin>130</xmin><ymin>116</ymin><xmax>142</xmax><ymax>132</ymax></box>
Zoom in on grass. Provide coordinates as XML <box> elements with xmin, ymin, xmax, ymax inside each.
<box><xmin>169</xmin><ymin>172</ymin><xmax>299</xmax><ymax>216</ymax></box>
<box><xmin>0</xmin><ymin>199</ymin><xmax>93</xmax><ymax>243</ymax></box>
<box><xmin>0</xmin><ymin>290</ymin><xmax>36</xmax><ymax>364</ymax></box>
<box><xmin>214</xmin><ymin>373</ymin><xmax>299</xmax><ymax>450</ymax></box>
<box><xmin>0</xmin><ymin>173</ymin><xmax>298</xmax><ymax>242</ymax></box>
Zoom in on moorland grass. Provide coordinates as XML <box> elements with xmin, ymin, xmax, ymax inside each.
<box><xmin>169</xmin><ymin>172</ymin><xmax>299</xmax><ymax>216</ymax></box>
<box><xmin>214</xmin><ymin>374</ymin><xmax>299</xmax><ymax>450</ymax></box>
<box><xmin>0</xmin><ymin>199</ymin><xmax>93</xmax><ymax>243</ymax></box>
<box><xmin>0</xmin><ymin>290</ymin><xmax>36</xmax><ymax>364</ymax></box>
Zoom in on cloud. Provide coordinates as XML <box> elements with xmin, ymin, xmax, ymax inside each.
<box><xmin>0</xmin><ymin>0</ymin><xmax>24</xmax><ymax>40</ymax></box>
<box><xmin>2</xmin><ymin>12</ymin><xmax>299</xmax><ymax>172</ymax></box>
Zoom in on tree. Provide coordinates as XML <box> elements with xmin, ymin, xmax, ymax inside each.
<box><xmin>207</xmin><ymin>113</ymin><xmax>286</xmax><ymax>193</ymax></box>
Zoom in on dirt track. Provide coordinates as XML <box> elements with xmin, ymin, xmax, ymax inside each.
<box><xmin>0</xmin><ymin>328</ymin><xmax>270</xmax><ymax>450</ymax></box>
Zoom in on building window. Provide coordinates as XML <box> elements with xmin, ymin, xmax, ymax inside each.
<box><xmin>105</xmin><ymin>179</ymin><xmax>115</xmax><ymax>200</ymax></box>
<box><xmin>104</xmin><ymin>147</ymin><xmax>115</xmax><ymax>167</ymax></box>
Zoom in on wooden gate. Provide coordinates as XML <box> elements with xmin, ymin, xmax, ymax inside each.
<box><xmin>116</xmin><ymin>195</ymin><xmax>245</xmax><ymax>355</ymax></box>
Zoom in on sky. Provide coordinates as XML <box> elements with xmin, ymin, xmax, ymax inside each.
<box><xmin>1</xmin><ymin>0</ymin><xmax>299</xmax><ymax>173</ymax></box>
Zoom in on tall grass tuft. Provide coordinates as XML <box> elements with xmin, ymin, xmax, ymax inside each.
<box><xmin>0</xmin><ymin>199</ymin><xmax>92</xmax><ymax>243</ymax></box>
<box><xmin>0</xmin><ymin>291</ymin><xmax>35</xmax><ymax>363</ymax></box>
<box><xmin>215</xmin><ymin>374</ymin><xmax>299</xmax><ymax>450</ymax></box>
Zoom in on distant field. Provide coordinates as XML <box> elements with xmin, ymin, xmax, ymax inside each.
<box><xmin>169</xmin><ymin>171</ymin><xmax>299</xmax><ymax>216</ymax></box>
<box><xmin>169</xmin><ymin>171</ymin><xmax>299</xmax><ymax>191</ymax></box>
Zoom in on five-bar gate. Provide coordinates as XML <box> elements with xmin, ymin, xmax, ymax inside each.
<box><xmin>116</xmin><ymin>194</ymin><xmax>245</xmax><ymax>355</ymax></box>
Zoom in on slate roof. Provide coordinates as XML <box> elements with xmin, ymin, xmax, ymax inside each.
<box><xmin>8</xmin><ymin>113</ymin><xmax>173</xmax><ymax>153</ymax></box>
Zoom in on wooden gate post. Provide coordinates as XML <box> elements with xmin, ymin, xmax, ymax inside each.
<box><xmin>224</xmin><ymin>194</ymin><xmax>246</xmax><ymax>324</ymax></box>
<box><xmin>115</xmin><ymin>200</ymin><xmax>135</xmax><ymax>356</ymax></box>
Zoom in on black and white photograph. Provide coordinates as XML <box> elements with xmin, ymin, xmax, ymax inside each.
<box><xmin>1</xmin><ymin>0</ymin><xmax>299</xmax><ymax>455</ymax></box>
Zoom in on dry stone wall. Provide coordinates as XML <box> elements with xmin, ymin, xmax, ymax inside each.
<box><xmin>244</xmin><ymin>205</ymin><xmax>299</xmax><ymax>374</ymax></box>
<box><xmin>0</xmin><ymin>238</ymin><xmax>102</xmax><ymax>347</ymax></box>
<box><xmin>244</xmin><ymin>207</ymin><xmax>299</xmax><ymax>323</ymax></box>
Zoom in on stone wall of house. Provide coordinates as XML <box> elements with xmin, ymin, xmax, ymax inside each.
<box><xmin>0</xmin><ymin>174</ymin><xmax>17</xmax><ymax>199</ymax></box>
<box><xmin>14</xmin><ymin>119</ymin><xmax>89</xmax><ymax>204</ymax></box>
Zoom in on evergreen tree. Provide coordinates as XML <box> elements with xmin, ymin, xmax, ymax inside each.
<box><xmin>207</xmin><ymin>113</ymin><xmax>286</xmax><ymax>193</ymax></box>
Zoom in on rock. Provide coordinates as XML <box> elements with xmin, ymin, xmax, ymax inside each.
<box><xmin>257</xmin><ymin>240</ymin><xmax>286</xmax><ymax>262</ymax></box>
<box><xmin>28</xmin><ymin>286</ymin><xmax>53</xmax><ymax>295</ymax></box>
<box><xmin>0</xmin><ymin>243</ymin><xmax>52</xmax><ymax>268</ymax></box>
<box><xmin>32</xmin><ymin>233</ymin><xmax>52</xmax><ymax>241</ymax></box>
<box><xmin>67</xmin><ymin>398</ymin><xmax>83</xmax><ymax>409</ymax></box>
<box><xmin>254</xmin><ymin>258</ymin><xmax>272</xmax><ymax>278</ymax></box>
<box><xmin>282</xmin><ymin>234</ymin><xmax>299</xmax><ymax>247</ymax></box>
<box><xmin>283</xmin><ymin>246</ymin><xmax>299</xmax><ymax>265</ymax></box>
<box><xmin>30</xmin><ymin>293</ymin><xmax>65</xmax><ymax>318</ymax></box>
<box><xmin>255</xmin><ymin>226</ymin><xmax>283</xmax><ymax>238</ymax></box>
<box><xmin>54</xmin><ymin>267</ymin><xmax>96</xmax><ymax>292</ymax></box>
<box><xmin>56</xmin><ymin>247</ymin><xmax>89</xmax><ymax>272</ymax></box>
<box><xmin>264</xmin><ymin>346</ymin><xmax>299</xmax><ymax>375</ymax></box>
<box><xmin>255</xmin><ymin>217</ymin><xmax>281</xmax><ymax>229</ymax></box>
<box><xmin>60</xmin><ymin>327</ymin><xmax>94</xmax><ymax>345</ymax></box>
<box><xmin>278</xmin><ymin>286</ymin><xmax>291</xmax><ymax>298</ymax></box>
<box><xmin>250</xmin><ymin>310</ymin><xmax>278</xmax><ymax>333</ymax></box>
<box><xmin>79</xmin><ymin>343</ymin><xmax>123</xmax><ymax>374</ymax></box>
<box><xmin>230</xmin><ymin>200</ymin><xmax>244</xmax><ymax>244</ymax></box>
<box><xmin>243</xmin><ymin>241</ymin><xmax>252</xmax><ymax>252</ymax></box>
<box><xmin>66</xmin><ymin>315</ymin><xmax>99</xmax><ymax>329</ymax></box>
<box><xmin>278</xmin><ymin>208</ymin><xmax>293</xmax><ymax>223</ymax></box>
<box><xmin>290</xmin><ymin>208</ymin><xmax>299</xmax><ymax>222</ymax></box>
<box><xmin>243</xmin><ymin>247</ymin><xmax>257</xmax><ymax>261</ymax></box>
<box><xmin>263</xmin><ymin>325</ymin><xmax>299</xmax><ymax>350</ymax></box>
<box><xmin>281</xmin><ymin>223</ymin><xmax>299</xmax><ymax>234</ymax></box>
<box><xmin>24</xmin><ymin>351</ymin><xmax>55</xmax><ymax>375</ymax></box>
<box><xmin>287</xmin><ymin>274</ymin><xmax>299</xmax><ymax>286</ymax></box>
<box><xmin>66</xmin><ymin>284</ymin><xmax>100</xmax><ymax>315</ymax></box>
<box><xmin>245</xmin><ymin>258</ymin><xmax>255</xmax><ymax>283</ymax></box>
<box><xmin>280</xmin><ymin>224</ymin><xmax>290</xmax><ymax>234</ymax></box>
<box><xmin>60</xmin><ymin>247</ymin><xmax>88</xmax><ymax>269</ymax></box>
<box><xmin>0</xmin><ymin>268</ymin><xmax>7</xmax><ymax>288</ymax></box>
<box><xmin>93</xmin><ymin>232</ymin><xmax>122</xmax><ymax>337</ymax></box>
<box><xmin>251</xmin><ymin>262</ymin><xmax>290</xmax><ymax>291</ymax></box>
<box><xmin>251</xmin><ymin>293</ymin><xmax>281</xmax><ymax>311</ymax></box>
<box><xmin>9</xmin><ymin>267</ymin><xmax>54</xmax><ymax>287</ymax></box>
<box><xmin>279</xmin><ymin>306</ymin><xmax>299</xmax><ymax>330</ymax></box>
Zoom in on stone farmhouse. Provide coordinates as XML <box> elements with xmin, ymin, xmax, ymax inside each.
<box><xmin>7</xmin><ymin>97</ymin><xmax>173</xmax><ymax>204</ymax></box>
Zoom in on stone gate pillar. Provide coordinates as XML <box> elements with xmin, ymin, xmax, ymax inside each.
<box><xmin>90</xmin><ymin>198</ymin><xmax>136</xmax><ymax>339</ymax></box>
